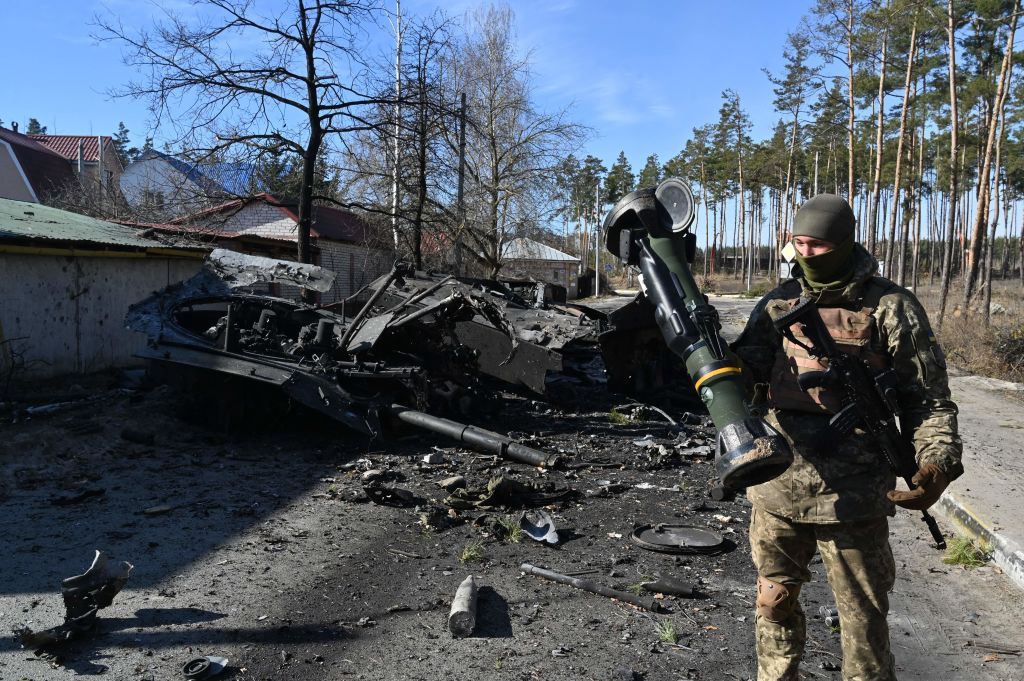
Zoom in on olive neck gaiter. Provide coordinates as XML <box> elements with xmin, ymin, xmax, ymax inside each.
<box><xmin>794</xmin><ymin>235</ymin><xmax>855</xmax><ymax>290</ymax></box>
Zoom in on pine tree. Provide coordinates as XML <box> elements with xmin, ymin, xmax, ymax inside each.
<box><xmin>26</xmin><ymin>118</ymin><xmax>47</xmax><ymax>135</ymax></box>
<box><xmin>604</xmin><ymin>151</ymin><xmax>634</xmax><ymax>205</ymax></box>
<box><xmin>637</xmin><ymin>154</ymin><xmax>662</xmax><ymax>188</ymax></box>
<box><xmin>112</xmin><ymin>122</ymin><xmax>138</xmax><ymax>167</ymax></box>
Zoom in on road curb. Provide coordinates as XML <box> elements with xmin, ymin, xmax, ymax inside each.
<box><xmin>935</xmin><ymin>491</ymin><xmax>1024</xmax><ymax>591</ymax></box>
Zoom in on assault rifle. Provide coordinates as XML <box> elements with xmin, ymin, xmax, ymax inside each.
<box><xmin>771</xmin><ymin>296</ymin><xmax>947</xmax><ymax>549</ymax></box>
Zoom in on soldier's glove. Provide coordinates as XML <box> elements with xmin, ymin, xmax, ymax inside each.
<box><xmin>886</xmin><ymin>463</ymin><xmax>949</xmax><ymax>511</ymax></box>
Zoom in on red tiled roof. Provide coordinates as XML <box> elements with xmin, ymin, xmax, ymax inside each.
<box><xmin>29</xmin><ymin>135</ymin><xmax>111</xmax><ymax>162</ymax></box>
<box><xmin>0</xmin><ymin>127</ymin><xmax>76</xmax><ymax>199</ymax></box>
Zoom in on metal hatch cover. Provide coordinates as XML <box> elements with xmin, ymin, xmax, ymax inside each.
<box><xmin>630</xmin><ymin>524</ymin><xmax>725</xmax><ymax>554</ymax></box>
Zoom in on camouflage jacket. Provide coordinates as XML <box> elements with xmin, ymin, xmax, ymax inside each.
<box><xmin>732</xmin><ymin>244</ymin><xmax>963</xmax><ymax>522</ymax></box>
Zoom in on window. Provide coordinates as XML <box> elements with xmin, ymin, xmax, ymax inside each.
<box><xmin>552</xmin><ymin>269</ymin><xmax>560</xmax><ymax>281</ymax></box>
<box><xmin>143</xmin><ymin>190</ymin><xmax>165</xmax><ymax>209</ymax></box>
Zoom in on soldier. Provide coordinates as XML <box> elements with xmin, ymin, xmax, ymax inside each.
<box><xmin>731</xmin><ymin>194</ymin><xmax>963</xmax><ymax>681</ymax></box>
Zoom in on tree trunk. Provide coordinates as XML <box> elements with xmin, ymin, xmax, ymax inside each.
<box><xmin>983</xmin><ymin>83</ymin><xmax>1010</xmax><ymax>325</ymax></box>
<box><xmin>847</xmin><ymin>0</ymin><xmax>857</xmax><ymax>202</ymax></box>
<box><xmin>963</xmin><ymin>0</ymin><xmax>1018</xmax><ymax>309</ymax></box>
<box><xmin>869</xmin><ymin>25</ymin><xmax>889</xmax><ymax>256</ymax></box>
<box><xmin>937</xmin><ymin>0</ymin><xmax>960</xmax><ymax>329</ymax></box>
<box><xmin>413</xmin><ymin>76</ymin><xmax>428</xmax><ymax>270</ymax></box>
<box><xmin>701</xmin><ymin>160</ymin><xmax>710</xmax><ymax>278</ymax></box>
<box><xmin>391</xmin><ymin>0</ymin><xmax>402</xmax><ymax>251</ymax></box>
<box><xmin>886</xmin><ymin>16</ymin><xmax>918</xmax><ymax>285</ymax></box>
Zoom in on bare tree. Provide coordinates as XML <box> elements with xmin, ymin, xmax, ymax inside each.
<box><xmin>96</xmin><ymin>0</ymin><xmax>394</xmax><ymax>276</ymax></box>
<box><xmin>338</xmin><ymin>10</ymin><xmax>458</xmax><ymax>269</ymax></box>
<box><xmin>451</xmin><ymin>5</ymin><xmax>584</xmax><ymax>277</ymax></box>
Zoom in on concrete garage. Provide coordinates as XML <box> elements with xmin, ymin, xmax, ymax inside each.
<box><xmin>0</xmin><ymin>198</ymin><xmax>206</xmax><ymax>383</ymax></box>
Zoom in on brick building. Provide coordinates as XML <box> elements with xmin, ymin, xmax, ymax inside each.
<box><xmin>165</xmin><ymin>194</ymin><xmax>392</xmax><ymax>303</ymax></box>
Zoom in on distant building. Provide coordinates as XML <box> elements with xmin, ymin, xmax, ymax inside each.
<box><xmin>0</xmin><ymin>197</ymin><xmax>206</xmax><ymax>381</ymax></box>
<box><xmin>161</xmin><ymin>194</ymin><xmax>392</xmax><ymax>303</ymax></box>
<box><xmin>0</xmin><ymin>125</ymin><xmax>124</xmax><ymax>211</ymax></box>
<box><xmin>501</xmin><ymin>237</ymin><xmax>581</xmax><ymax>299</ymax></box>
<box><xmin>120</xmin><ymin>149</ymin><xmax>258</xmax><ymax>218</ymax></box>
<box><xmin>0</xmin><ymin>126</ymin><xmax>77</xmax><ymax>203</ymax></box>
<box><xmin>29</xmin><ymin>133</ymin><xmax>123</xmax><ymax>204</ymax></box>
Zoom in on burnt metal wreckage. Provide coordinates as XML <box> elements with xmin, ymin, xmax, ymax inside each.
<box><xmin>126</xmin><ymin>249</ymin><xmax>683</xmax><ymax>466</ymax></box>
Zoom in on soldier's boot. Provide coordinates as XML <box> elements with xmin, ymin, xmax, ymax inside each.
<box><xmin>755</xmin><ymin>577</ymin><xmax>804</xmax><ymax>681</ymax></box>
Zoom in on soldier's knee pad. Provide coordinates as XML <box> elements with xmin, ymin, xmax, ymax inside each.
<box><xmin>756</xmin><ymin>577</ymin><xmax>800</xmax><ymax>623</ymax></box>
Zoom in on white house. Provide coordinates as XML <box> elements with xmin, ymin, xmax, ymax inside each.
<box><xmin>120</xmin><ymin>149</ymin><xmax>256</xmax><ymax>218</ymax></box>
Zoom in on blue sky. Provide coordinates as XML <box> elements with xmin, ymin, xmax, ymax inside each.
<box><xmin>2</xmin><ymin>0</ymin><xmax>815</xmax><ymax>173</ymax></box>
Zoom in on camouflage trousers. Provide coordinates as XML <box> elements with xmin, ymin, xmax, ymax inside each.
<box><xmin>749</xmin><ymin>508</ymin><xmax>897</xmax><ymax>681</ymax></box>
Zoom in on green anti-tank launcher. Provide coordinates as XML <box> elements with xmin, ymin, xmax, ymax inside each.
<box><xmin>603</xmin><ymin>178</ymin><xmax>792</xmax><ymax>491</ymax></box>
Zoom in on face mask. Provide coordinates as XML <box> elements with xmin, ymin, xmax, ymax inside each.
<box><xmin>793</xmin><ymin>235</ymin><xmax>854</xmax><ymax>290</ymax></box>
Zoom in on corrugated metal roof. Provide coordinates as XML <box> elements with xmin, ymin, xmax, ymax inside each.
<box><xmin>136</xmin><ymin>149</ymin><xmax>260</xmax><ymax>196</ymax></box>
<box><xmin>0</xmin><ymin>197</ymin><xmax>205</xmax><ymax>251</ymax></box>
<box><xmin>502</xmin><ymin>237</ymin><xmax>579</xmax><ymax>262</ymax></box>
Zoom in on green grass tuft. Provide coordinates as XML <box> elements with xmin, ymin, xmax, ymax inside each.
<box><xmin>607</xmin><ymin>410</ymin><xmax>630</xmax><ymax>425</ymax></box>
<box><xmin>655</xmin><ymin>619</ymin><xmax>679</xmax><ymax>644</ymax></box>
<box><xmin>459</xmin><ymin>540</ymin><xmax>484</xmax><ymax>564</ymax></box>
<box><xmin>942</xmin><ymin>535</ymin><xmax>991</xmax><ymax>569</ymax></box>
<box><xmin>496</xmin><ymin>515</ymin><xmax>524</xmax><ymax>544</ymax></box>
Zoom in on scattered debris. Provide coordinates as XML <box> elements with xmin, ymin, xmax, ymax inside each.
<box><xmin>388</xmin><ymin>406</ymin><xmax>561</xmax><ymax>468</ymax></box>
<box><xmin>182</xmin><ymin>655</ymin><xmax>229</xmax><ymax>680</ymax></box>
<box><xmin>447</xmin><ymin>575</ymin><xmax>479</xmax><ymax>637</ymax></box>
<box><xmin>438</xmin><ymin>475</ymin><xmax>467</xmax><ymax>492</ymax></box>
<box><xmin>630</xmin><ymin>524</ymin><xmax>726</xmax><ymax>555</ymax></box>
<box><xmin>642</xmin><ymin>576</ymin><xmax>698</xmax><ymax>598</ymax></box>
<box><xmin>363</xmin><ymin>484</ymin><xmax>421</xmax><ymax>507</ymax></box>
<box><xmin>444</xmin><ymin>475</ymin><xmax>572</xmax><ymax>510</ymax></box>
<box><xmin>520</xmin><ymin>509</ymin><xmax>560</xmax><ymax>545</ymax></box>
<box><xmin>18</xmin><ymin>550</ymin><xmax>133</xmax><ymax>654</ymax></box>
<box><xmin>521</xmin><ymin>563</ymin><xmax>662</xmax><ymax>612</ymax></box>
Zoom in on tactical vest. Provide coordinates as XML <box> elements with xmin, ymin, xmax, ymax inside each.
<box><xmin>768</xmin><ymin>280</ymin><xmax>892</xmax><ymax>415</ymax></box>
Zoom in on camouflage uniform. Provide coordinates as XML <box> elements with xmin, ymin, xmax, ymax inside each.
<box><xmin>732</xmin><ymin>243</ymin><xmax>963</xmax><ymax>681</ymax></box>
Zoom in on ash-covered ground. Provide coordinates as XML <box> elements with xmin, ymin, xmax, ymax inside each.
<box><xmin>1</xmin><ymin>370</ymin><xmax>1022</xmax><ymax>681</ymax></box>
